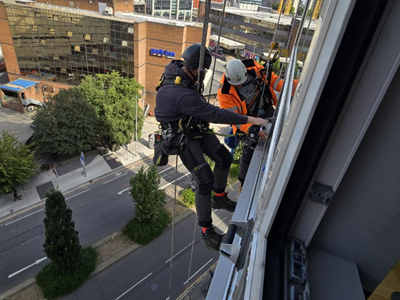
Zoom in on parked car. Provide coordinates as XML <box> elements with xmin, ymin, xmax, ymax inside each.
<box><xmin>209</xmin><ymin>47</ymin><xmax>226</xmax><ymax>61</ymax></box>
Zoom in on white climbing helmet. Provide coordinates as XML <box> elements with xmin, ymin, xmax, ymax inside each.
<box><xmin>225</xmin><ymin>59</ymin><xmax>247</xmax><ymax>85</ymax></box>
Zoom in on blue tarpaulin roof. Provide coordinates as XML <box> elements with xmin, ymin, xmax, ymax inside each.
<box><xmin>0</xmin><ymin>85</ymin><xmax>21</xmax><ymax>92</ymax></box>
<box><xmin>12</xmin><ymin>79</ymin><xmax>38</xmax><ymax>88</ymax></box>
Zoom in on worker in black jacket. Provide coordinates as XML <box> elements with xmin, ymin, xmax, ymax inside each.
<box><xmin>155</xmin><ymin>44</ymin><xmax>267</xmax><ymax>251</ymax></box>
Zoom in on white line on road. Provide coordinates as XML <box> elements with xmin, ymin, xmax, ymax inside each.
<box><xmin>214</xmin><ymin>217</ymin><xmax>227</xmax><ymax>227</ymax></box>
<box><xmin>158</xmin><ymin>163</ymin><xmax>183</xmax><ymax>174</ymax></box>
<box><xmin>183</xmin><ymin>259</ymin><xmax>213</xmax><ymax>285</ymax></box>
<box><xmin>165</xmin><ymin>243</ymin><xmax>192</xmax><ymax>264</ymax></box>
<box><xmin>8</xmin><ymin>257</ymin><xmax>47</xmax><ymax>278</ymax></box>
<box><xmin>115</xmin><ymin>272</ymin><xmax>153</xmax><ymax>300</ymax></box>
<box><xmin>103</xmin><ymin>172</ymin><xmax>128</xmax><ymax>184</ymax></box>
<box><xmin>65</xmin><ymin>189</ymin><xmax>90</xmax><ymax>201</ymax></box>
<box><xmin>5</xmin><ymin>209</ymin><xmax>43</xmax><ymax>226</ymax></box>
<box><xmin>160</xmin><ymin>173</ymin><xmax>191</xmax><ymax>190</ymax></box>
<box><xmin>115</xmin><ymin>202</ymin><xmax>133</xmax><ymax>212</ymax></box>
<box><xmin>117</xmin><ymin>187</ymin><xmax>130</xmax><ymax>195</ymax></box>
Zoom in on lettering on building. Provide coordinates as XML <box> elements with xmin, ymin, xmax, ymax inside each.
<box><xmin>150</xmin><ymin>49</ymin><xmax>175</xmax><ymax>58</ymax></box>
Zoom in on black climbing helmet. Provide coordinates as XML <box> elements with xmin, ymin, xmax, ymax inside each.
<box><xmin>181</xmin><ymin>43</ymin><xmax>212</xmax><ymax>70</ymax></box>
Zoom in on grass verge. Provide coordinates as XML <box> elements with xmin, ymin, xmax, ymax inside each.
<box><xmin>122</xmin><ymin>208</ymin><xmax>171</xmax><ymax>245</ymax></box>
<box><xmin>35</xmin><ymin>247</ymin><xmax>97</xmax><ymax>299</ymax></box>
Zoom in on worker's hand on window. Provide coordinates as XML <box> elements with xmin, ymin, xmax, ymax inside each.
<box><xmin>247</xmin><ymin>116</ymin><xmax>268</xmax><ymax>125</ymax></box>
<box><xmin>258</xmin><ymin>130</ymin><xmax>267</xmax><ymax>139</ymax></box>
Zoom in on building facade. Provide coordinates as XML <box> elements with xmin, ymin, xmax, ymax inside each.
<box><xmin>0</xmin><ymin>1</ymin><xmax>208</xmax><ymax>112</ymax></box>
<box><xmin>201</xmin><ymin>5</ymin><xmax>316</xmax><ymax>60</ymax></box>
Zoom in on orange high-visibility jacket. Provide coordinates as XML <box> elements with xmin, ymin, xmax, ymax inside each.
<box><xmin>218</xmin><ymin>59</ymin><xmax>298</xmax><ymax>134</ymax></box>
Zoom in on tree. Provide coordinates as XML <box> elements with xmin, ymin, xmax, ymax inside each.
<box><xmin>78</xmin><ymin>71</ymin><xmax>144</xmax><ymax>147</ymax></box>
<box><xmin>130</xmin><ymin>166</ymin><xmax>166</xmax><ymax>223</ymax></box>
<box><xmin>32</xmin><ymin>88</ymin><xmax>99</xmax><ymax>156</ymax></box>
<box><xmin>0</xmin><ymin>131</ymin><xmax>35</xmax><ymax>195</ymax></box>
<box><xmin>43</xmin><ymin>190</ymin><xmax>81</xmax><ymax>274</ymax></box>
<box><xmin>272</xmin><ymin>3</ymin><xmax>280</xmax><ymax>10</ymax></box>
<box><xmin>297</xmin><ymin>6</ymin><xmax>304</xmax><ymax>16</ymax></box>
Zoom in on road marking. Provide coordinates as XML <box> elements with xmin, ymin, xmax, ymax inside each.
<box><xmin>159</xmin><ymin>163</ymin><xmax>183</xmax><ymax>174</ymax></box>
<box><xmin>160</xmin><ymin>173</ymin><xmax>191</xmax><ymax>190</ymax></box>
<box><xmin>115</xmin><ymin>272</ymin><xmax>152</xmax><ymax>300</ymax></box>
<box><xmin>8</xmin><ymin>257</ymin><xmax>47</xmax><ymax>278</ymax></box>
<box><xmin>115</xmin><ymin>202</ymin><xmax>133</xmax><ymax>212</ymax></box>
<box><xmin>103</xmin><ymin>172</ymin><xmax>128</xmax><ymax>185</ymax></box>
<box><xmin>65</xmin><ymin>189</ymin><xmax>90</xmax><ymax>201</ymax></box>
<box><xmin>183</xmin><ymin>259</ymin><xmax>213</xmax><ymax>285</ymax></box>
<box><xmin>165</xmin><ymin>243</ymin><xmax>192</xmax><ymax>264</ymax></box>
<box><xmin>5</xmin><ymin>209</ymin><xmax>43</xmax><ymax>226</ymax></box>
<box><xmin>117</xmin><ymin>187</ymin><xmax>130</xmax><ymax>195</ymax></box>
<box><xmin>214</xmin><ymin>217</ymin><xmax>227</xmax><ymax>227</ymax></box>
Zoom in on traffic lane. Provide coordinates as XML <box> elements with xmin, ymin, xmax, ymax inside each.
<box><xmin>0</xmin><ymin>160</ymin><xmax>198</xmax><ymax>294</ymax></box>
<box><xmin>61</xmin><ymin>209</ymin><xmax>232</xmax><ymax>300</ymax></box>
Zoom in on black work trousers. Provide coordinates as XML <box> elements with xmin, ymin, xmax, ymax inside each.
<box><xmin>179</xmin><ymin>132</ymin><xmax>232</xmax><ymax>228</ymax></box>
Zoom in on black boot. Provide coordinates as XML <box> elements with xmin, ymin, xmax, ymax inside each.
<box><xmin>211</xmin><ymin>193</ymin><xmax>236</xmax><ymax>212</ymax></box>
<box><xmin>202</xmin><ymin>226</ymin><xmax>224</xmax><ymax>251</ymax></box>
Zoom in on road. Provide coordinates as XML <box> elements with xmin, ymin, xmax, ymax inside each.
<box><xmin>60</xmin><ymin>210</ymin><xmax>231</xmax><ymax>300</ymax></box>
<box><xmin>0</xmin><ymin>158</ymin><xmax>208</xmax><ymax>296</ymax></box>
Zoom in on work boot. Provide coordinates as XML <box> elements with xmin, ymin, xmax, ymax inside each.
<box><xmin>211</xmin><ymin>193</ymin><xmax>236</xmax><ymax>212</ymax></box>
<box><xmin>202</xmin><ymin>226</ymin><xmax>224</xmax><ymax>251</ymax></box>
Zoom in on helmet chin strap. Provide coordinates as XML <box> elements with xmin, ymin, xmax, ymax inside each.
<box><xmin>186</xmin><ymin>67</ymin><xmax>198</xmax><ymax>82</ymax></box>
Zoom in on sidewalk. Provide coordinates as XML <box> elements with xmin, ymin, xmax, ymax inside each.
<box><xmin>0</xmin><ymin>117</ymin><xmax>160</xmax><ymax>221</ymax></box>
<box><xmin>0</xmin><ymin>116</ymin><xmax>231</xmax><ymax>221</ymax></box>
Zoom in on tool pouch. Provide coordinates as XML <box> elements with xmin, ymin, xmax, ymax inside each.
<box><xmin>161</xmin><ymin>127</ymin><xmax>186</xmax><ymax>155</ymax></box>
<box><xmin>153</xmin><ymin>133</ymin><xmax>169</xmax><ymax>166</ymax></box>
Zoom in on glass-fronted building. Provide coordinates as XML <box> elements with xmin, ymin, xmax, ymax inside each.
<box><xmin>5</xmin><ymin>3</ymin><xmax>134</xmax><ymax>85</ymax></box>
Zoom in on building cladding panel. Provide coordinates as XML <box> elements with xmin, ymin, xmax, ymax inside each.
<box><xmin>4</xmin><ymin>3</ymin><xmax>135</xmax><ymax>86</ymax></box>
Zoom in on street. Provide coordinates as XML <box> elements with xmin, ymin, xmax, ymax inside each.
<box><xmin>0</xmin><ymin>157</ymin><xmax>229</xmax><ymax>297</ymax></box>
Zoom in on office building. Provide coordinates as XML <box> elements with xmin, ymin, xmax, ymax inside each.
<box><xmin>0</xmin><ymin>0</ymin><xmax>208</xmax><ymax>112</ymax></box>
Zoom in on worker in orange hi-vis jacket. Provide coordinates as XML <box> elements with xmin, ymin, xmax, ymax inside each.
<box><xmin>218</xmin><ymin>59</ymin><xmax>298</xmax><ymax>193</ymax></box>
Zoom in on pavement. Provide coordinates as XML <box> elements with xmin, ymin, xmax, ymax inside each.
<box><xmin>0</xmin><ymin>114</ymin><xmax>162</xmax><ymax>221</ymax></box>
<box><xmin>0</xmin><ymin>110</ymin><xmax>230</xmax><ymax>221</ymax></box>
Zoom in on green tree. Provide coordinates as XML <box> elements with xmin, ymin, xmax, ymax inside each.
<box><xmin>272</xmin><ymin>3</ymin><xmax>279</xmax><ymax>10</ymax></box>
<box><xmin>0</xmin><ymin>131</ymin><xmax>35</xmax><ymax>195</ymax></box>
<box><xmin>290</xmin><ymin>6</ymin><xmax>295</xmax><ymax>15</ymax></box>
<box><xmin>32</xmin><ymin>88</ymin><xmax>99</xmax><ymax>156</ymax></box>
<box><xmin>78</xmin><ymin>71</ymin><xmax>144</xmax><ymax>147</ymax></box>
<box><xmin>129</xmin><ymin>166</ymin><xmax>166</xmax><ymax>223</ymax></box>
<box><xmin>307</xmin><ymin>8</ymin><xmax>314</xmax><ymax>18</ymax></box>
<box><xmin>43</xmin><ymin>190</ymin><xmax>81</xmax><ymax>274</ymax></box>
<box><xmin>297</xmin><ymin>6</ymin><xmax>304</xmax><ymax>16</ymax></box>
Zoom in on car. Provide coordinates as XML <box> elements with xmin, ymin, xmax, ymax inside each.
<box><xmin>209</xmin><ymin>47</ymin><xmax>226</xmax><ymax>61</ymax></box>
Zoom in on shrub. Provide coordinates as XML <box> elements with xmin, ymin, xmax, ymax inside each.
<box><xmin>123</xmin><ymin>208</ymin><xmax>171</xmax><ymax>244</ymax></box>
<box><xmin>180</xmin><ymin>188</ymin><xmax>195</xmax><ymax>207</ymax></box>
<box><xmin>36</xmin><ymin>247</ymin><xmax>97</xmax><ymax>299</ymax></box>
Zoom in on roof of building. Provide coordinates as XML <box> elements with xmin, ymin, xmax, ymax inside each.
<box><xmin>0</xmin><ymin>79</ymin><xmax>39</xmax><ymax>92</ymax></box>
<box><xmin>10</xmin><ymin>2</ymin><xmax>203</xmax><ymax>28</ymax></box>
<box><xmin>12</xmin><ymin>79</ymin><xmax>39</xmax><ymax>88</ymax></box>
<box><xmin>0</xmin><ymin>84</ymin><xmax>22</xmax><ymax>92</ymax></box>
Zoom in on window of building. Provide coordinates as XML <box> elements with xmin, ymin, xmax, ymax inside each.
<box><xmin>35</xmin><ymin>12</ymin><xmax>41</xmax><ymax>17</ymax></box>
<box><xmin>69</xmin><ymin>2</ymin><xmax>74</xmax><ymax>6</ymax></box>
<box><xmin>85</xmin><ymin>34</ymin><xmax>91</xmax><ymax>41</ymax></box>
<box><xmin>35</xmin><ymin>85</ymin><xmax>39</xmax><ymax>93</ymax></box>
<box><xmin>74</xmin><ymin>45</ymin><xmax>80</xmax><ymax>52</ymax></box>
<box><xmin>67</xmin><ymin>31</ymin><xmax>73</xmax><ymax>37</ymax></box>
<box><xmin>40</xmin><ymin>40</ymin><xmax>45</xmax><ymax>45</ymax></box>
<box><xmin>121</xmin><ymin>40</ymin><xmax>128</xmax><ymax>47</ymax></box>
<box><xmin>128</xmin><ymin>27</ymin><xmax>133</xmax><ymax>34</ymax></box>
<box><xmin>50</xmin><ymin>28</ymin><xmax>55</xmax><ymax>34</ymax></box>
<box><xmin>32</xmin><ymin>25</ymin><xmax>37</xmax><ymax>31</ymax></box>
<box><xmin>103</xmin><ymin>37</ymin><xmax>109</xmax><ymax>43</ymax></box>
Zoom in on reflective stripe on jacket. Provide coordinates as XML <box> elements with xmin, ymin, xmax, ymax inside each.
<box><xmin>218</xmin><ymin>59</ymin><xmax>298</xmax><ymax>134</ymax></box>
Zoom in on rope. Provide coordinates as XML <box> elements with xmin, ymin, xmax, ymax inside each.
<box><xmin>206</xmin><ymin>0</ymin><xmax>228</xmax><ymax>102</ymax></box>
<box><xmin>167</xmin><ymin>155</ymin><xmax>179</xmax><ymax>300</ymax></box>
